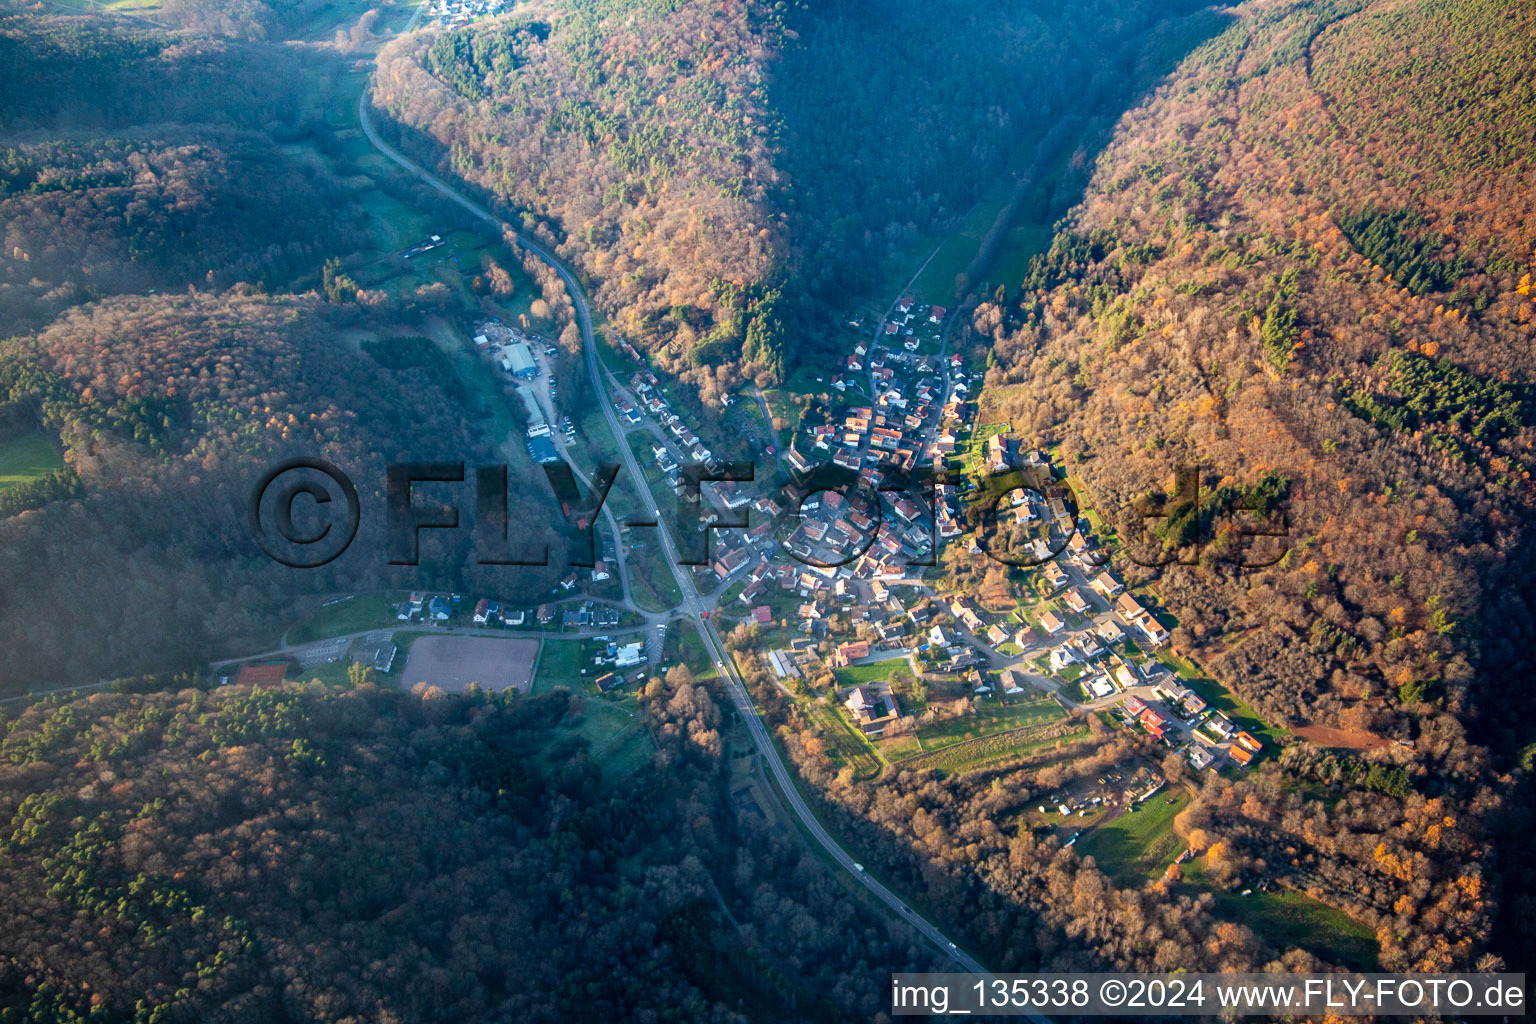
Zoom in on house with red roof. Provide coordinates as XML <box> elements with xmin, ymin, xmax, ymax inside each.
<box><xmin>1139</xmin><ymin>707</ymin><xmax>1169</xmax><ymax>737</ymax></box>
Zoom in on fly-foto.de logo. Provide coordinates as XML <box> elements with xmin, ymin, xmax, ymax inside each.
<box><xmin>248</xmin><ymin>457</ymin><xmax>1292</xmax><ymax>571</ymax></box>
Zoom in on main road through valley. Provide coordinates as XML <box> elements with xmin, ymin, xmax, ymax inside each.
<box><xmin>358</xmin><ymin>79</ymin><xmax>1050</xmax><ymax>1013</ymax></box>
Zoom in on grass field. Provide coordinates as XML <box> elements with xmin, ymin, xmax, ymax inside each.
<box><xmin>722</xmin><ymin>576</ymin><xmax>799</xmax><ymax>624</ymax></box>
<box><xmin>1182</xmin><ymin>859</ymin><xmax>1379</xmax><ymax>969</ymax></box>
<box><xmin>877</xmin><ymin>731</ymin><xmax>924</xmax><ymax>760</ymax></box>
<box><xmin>910</xmin><ymin>204</ymin><xmax>998</xmax><ymax>304</ymax></box>
<box><xmin>295</xmin><ymin>659</ymin><xmax>354</xmax><ymax>688</ymax></box>
<box><xmin>286</xmin><ymin>592</ymin><xmax>401</xmax><ymax>644</ymax></box>
<box><xmin>628</xmin><ymin>543</ymin><xmax>685</xmax><ymax>613</ymax></box>
<box><xmin>591</xmin><ymin>322</ymin><xmax>643</xmax><ymax>376</ymax></box>
<box><xmin>663</xmin><ymin>627</ymin><xmax>719</xmax><ymax>682</ymax></box>
<box><xmin>956</xmin><ymin>422</ymin><xmax>1010</xmax><ymax>480</ymax></box>
<box><xmin>0</xmin><ymin>432</ymin><xmax>64</xmax><ymax>489</ymax></box>
<box><xmin>831</xmin><ymin>661</ymin><xmax>903</xmax><ymax>688</ymax></box>
<box><xmin>778</xmin><ymin>362</ymin><xmax>840</xmax><ymax>397</ymax></box>
<box><xmin>1077</xmin><ymin>790</ymin><xmax>1190</xmax><ymax>884</ymax></box>
<box><xmin>596</xmin><ymin>718</ymin><xmax>654</xmax><ymax>775</ymax></box>
<box><xmin>759</xmin><ymin>389</ymin><xmax>803</xmax><ymax>453</ymax></box>
<box><xmin>284</xmin><ymin>63</ymin><xmax>560</xmax><ymax>325</ymax></box>
<box><xmin>566</xmin><ymin>696</ymin><xmax>652</xmax><ymax>774</ymax></box>
<box><xmin>293</xmin><ymin>0</ymin><xmax>382</xmax><ymax>42</ymax></box>
<box><xmin>539</xmin><ymin>694</ymin><xmax>653</xmax><ymax>779</ymax></box>
<box><xmin>616</xmin><ymin>441</ymin><xmax>690</xmax><ymax>613</ymax></box>
<box><xmin>531</xmin><ymin>641</ymin><xmax>582</xmax><ymax>694</ymax></box>
<box><xmin>416</xmin><ymin>319</ymin><xmax>516</xmax><ymax>432</ymax></box>
<box><xmin>907</xmin><ymin>174</ymin><xmax>1053</xmax><ymax>304</ymax></box>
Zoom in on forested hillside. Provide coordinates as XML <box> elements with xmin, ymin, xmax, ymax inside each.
<box><xmin>372</xmin><ymin>0</ymin><xmax>1215</xmax><ymax>393</ymax></box>
<box><xmin>966</xmin><ymin>0</ymin><xmax>1536</xmax><ymax>965</ymax></box>
<box><xmin>1</xmin><ymin>132</ymin><xmax>366</xmax><ymax>330</ymax></box>
<box><xmin>0</xmin><ymin>290</ymin><xmax>556</xmax><ymax>688</ymax></box>
<box><xmin>0</xmin><ymin>16</ymin><xmax>361</xmax><ymax>332</ymax></box>
<box><xmin>0</xmin><ymin>16</ymin><xmax>318</xmax><ymax>129</ymax></box>
<box><xmin>6</xmin><ymin>0</ymin><xmax>1534</xmax><ymax>994</ymax></box>
<box><xmin>0</xmin><ymin>15</ymin><xmax>572</xmax><ymax>690</ymax></box>
<box><xmin>978</xmin><ymin>0</ymin><xmax>1535</xmax><ymax>750</ymax></box>
<box><xmin>0</xmin><ymin>677</ymin><xmax>941</xmax><ymax>1021</ymax></box>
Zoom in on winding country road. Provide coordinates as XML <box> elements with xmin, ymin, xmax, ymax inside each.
<box><xmin>356</xmin><ymin>82</ymin><xmax>1019</xmax><ymax>983</ymax></box>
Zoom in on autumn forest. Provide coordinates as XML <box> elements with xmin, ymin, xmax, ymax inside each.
<box><xmin>2</xmin><ymin>0</ymin><xmax>1534</xmax><ymax>1018</ymax></box>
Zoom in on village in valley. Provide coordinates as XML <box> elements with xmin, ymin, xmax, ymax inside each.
<box><xmin>576</xmin><ymin>286</ymin><xmax>1276</xmax><ymax>861</ymax></box>
<box><xmin>241</xmin><ymin>236</ymin><xmax>1280</xmax><ymax>884</ymax></box>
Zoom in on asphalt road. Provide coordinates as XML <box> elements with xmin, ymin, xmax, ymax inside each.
<box><xmin>355</xmin><ymin>79</ymin><xmax>1012</xmax><ymax>980</ymax></box>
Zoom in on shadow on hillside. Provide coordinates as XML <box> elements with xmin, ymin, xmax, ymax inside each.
<box><xmin>763</xmin><ymin>0</ymin><xmax>1233</xmax><ymax>315</ymax></box>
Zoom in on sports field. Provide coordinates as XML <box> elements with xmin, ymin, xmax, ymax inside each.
<box><xmin>400</xmin><ymin>635</ymin><xmax>541</xmax><ymax>693</ymax></box>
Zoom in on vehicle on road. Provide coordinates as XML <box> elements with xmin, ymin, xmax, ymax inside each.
<box><xmin>853</xmin><ymin>863</ymin><xmax>864</xmax><ymax>872</ymax></box>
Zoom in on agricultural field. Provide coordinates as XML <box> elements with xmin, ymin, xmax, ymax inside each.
<box><xmin>1076</xmin><ymin>790</ymin><xmax>1190</xmax><ymax>884</ymax></box>
<box><xmin>910</xmin><ymin>694</ymin><xmax>1064</xmax><ymax>752</ymax></box>
<box><xmin>894</xmin><ymin>717</ymin><xmax>1085</xmax><ymax>775</ymax></box>
<box><xmin>806</xmin><ymin>701</ymin><xmax>884</xmax><ymax>778</ymax></box>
